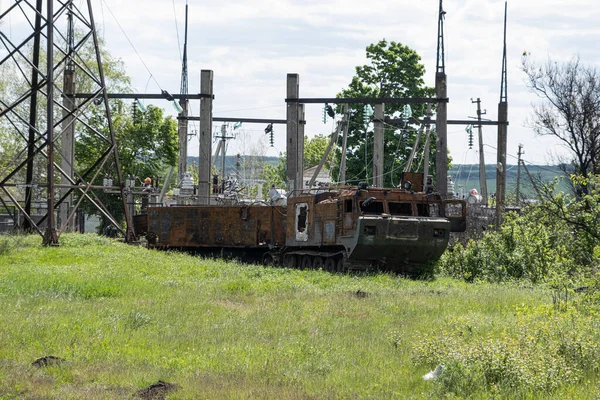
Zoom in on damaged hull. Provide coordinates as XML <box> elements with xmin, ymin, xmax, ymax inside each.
<box><xmin>139</xmin><ymin>184</ymin><xmax>466</xmax><ymax>275</ymax></box>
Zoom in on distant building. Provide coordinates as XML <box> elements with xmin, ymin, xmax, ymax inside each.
<box><xmin>303</xmin><ymin>165</ymin><xmax>331</xmax><ymax>188</ymax></box>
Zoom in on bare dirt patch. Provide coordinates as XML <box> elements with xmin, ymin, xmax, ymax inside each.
<box><xmin>31</xmin><ymin>356</ymin><xmax>64</xmax><ymax>368</ymax></box>
<box><xmin>133</xmin><ymin>380</ymin><xmax>179</xmax><ymax>399</ymax></box>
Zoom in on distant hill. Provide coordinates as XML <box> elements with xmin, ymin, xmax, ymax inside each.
<box><xmin>187</xmin><ymin>156</ymin><xmax>572</xmax><ymax>197</ymax></box>
<box><xmin>187</xmin><ymin>155</ymin><xmax>279</xmax><ymax>179</ymax></box>
<box><xmin>449</xmin><ymin>164</ymin><xmax>572</xmax><ymax>198</ymax></box>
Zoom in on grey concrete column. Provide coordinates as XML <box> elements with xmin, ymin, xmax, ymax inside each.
<box><xmin>297</xmin><ymin>104</ymin><xmax>305</xmax><ymax>189</ymax></box>
<box><xmin>373</xmin><ymin>103</ymin><xmax>384</xmax><ymax>187</ymax></box>
<box><xmin>198</xmin><ymin>70</ymin><xmax>213</xmax><ymax>205</ymax></box>
<box><xmin>435</xmin><ymin>72</ymin><xmax>448</xmax><ymax>197</ymax></box>
<box><xmin>286</xmin><ymin>73</ymin><xmax>299</xmax><ymax>195</ymax></box>
<box><xmin>475</xmin><ymin>99</ymin><xmax>488</xmax><ymax>205</ymax></box>
<box><xmin>496</xmin><ymin>101</ymin><xmax>508</xmax><ymax>225</ymax></box>
<box><xmin>423</xmin><ymin>105</ymin><xmax>433</xmax><ymax>193</ymax></box>
<box><xmin>178</xmin><ymin>100</ymin><xmax>189</xmax><ymax>184</ymax></box>
<box><xmin>339</xmin><ymin>105</ymin><xmax>349</xmax><ymax>184</ymax></box>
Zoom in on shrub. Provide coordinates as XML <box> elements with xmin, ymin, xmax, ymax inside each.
<box><xmin>412</xmin><ymin>307</ymin><xmax>600</xmax><ymax>396</ymax></box>
<box><xmin>439</xmin><ymin>177</ymin><xmax>600</xmax><ymax>283</ymax></box>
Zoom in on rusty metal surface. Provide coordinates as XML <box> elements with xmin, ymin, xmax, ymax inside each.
<box><xmin>401</xmin><ymin>172</ymin><xmax>425</xmax><ymax>192</ymax></box>
<box><xmin>148</xmin><ymin>205</ymin><xmax>286</xmax><ymax>248</ymax></box>
<box><xmin>143</xmin><ymin>178</ymin><xmax>467</xmax><ymax>274</ymax></box>
<box><xmin>133</xmin><ymin>214</ymin><xmax>148</xmax><ymax>235</ymax></box>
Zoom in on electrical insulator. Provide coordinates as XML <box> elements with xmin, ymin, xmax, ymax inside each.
<box><xmin>264</xmin><ymin>123</ymin><xmax>274</xmax><ymax>147</ymax></box>
<box><xmin>132</xmin><ymin>102</ymin><xmax>137</xmax><ymax>121</ymax></box>
<box><xmin>363</xmin><ymin>104</ymin><xmax>373</xmax><ymax>126</ymax></box>
<box><xmin>323</xmin><ymin>104</ymin><xmax>328</xmax><ymax>124</ymax></box>
<box><xmin>326</xmin><ymin>104</ymin><xmax>335</xmax><ymax>118</ymax></box>
<box><xmin>402</xmin><ymin>104</ymin><xmax>412</xmax><ymax>125</ymax></box>
<box><xmin>466</xmin><ymin>124</ymin><xmax>473</xmax><ymax>149</ymax></box>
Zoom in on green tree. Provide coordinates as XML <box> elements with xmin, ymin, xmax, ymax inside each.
<box><xmin>522</xmin><ymin>55</ymin><xmax>600</xmax><ymax>195</ymax></box>
<box><xmin>261</xmin><ymin>135</ymin><xmax>332</xmax><ymax>195</ymax></box>
<box><xmin>0</xmin><ymin>30</ymin><xmax>178</xmax><ymax>230</ymax></box>
<box><xmin>117</xmin><ymin>105</ymin><xmax>178</xmax><ymax>180</ymax></box>
<box><xmin>304</xmin><ymin>134</ymin><xmax>330</xmax><ymax>169</ymax></box>
<box><xmin>331</xmin><ymin>39</ymin><xmax>435</xmax><ymax>187</ymax></box>
<box><xmin>261</xmin><ymin>153</ymin><xmax>286</xmax><ymax>195</ymax></box>
<box><xmin>76</xmin><ymin>104</ymin><xmax>178</xmax><ymax>229</ymax></box>
<box><xmin>0</xmin><ymin>64</ymin><xmax>20</xmax><ymax>176</ymax></box>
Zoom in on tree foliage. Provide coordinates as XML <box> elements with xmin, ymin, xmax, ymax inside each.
<box><xmin>522</xmin><ymin>55</ymin><xmax>600</xmax><ymax>195</ymax></box>
<box><xmin>304</xmin><ymin>134</ymin><xmax>330</xmax><ymax>169</ymax></box>
<box><xmin>331</xmin><ymin>39</ymin><xmax>435</xmax><ymax>187</ymax></box>
<box><xmin>0</xmin><ymin>32</ymin><xmax>177</xmax><ymax>230</ymax></box>
<box><xmin>261</xmin><ymin>135</ymin><xmax>331</xmax><ymax>194</ymax></box>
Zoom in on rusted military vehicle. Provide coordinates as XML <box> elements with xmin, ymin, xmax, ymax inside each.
<box><xmin>140</xmin><ymin>172</ymin><xmax>466</xmax><ymax>275</ymax></box>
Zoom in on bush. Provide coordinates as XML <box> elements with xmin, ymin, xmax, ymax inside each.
<box><xmin>439</xmin><ymin>207</ymin><xmax>576</xmax><ymax>283</ymax></box>
<box><xmin>412</xmin><ymin>306</ymin><xmax>600</xmax><ymax>396</ymax></box>
<box><xmin>439</xmin><ymin>177</ymin><xmax>600</xmax><ymax>283</ymax></box>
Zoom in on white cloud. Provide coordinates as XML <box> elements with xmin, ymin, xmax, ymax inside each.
<box><xmin>4</xmin><ymin>0</ymin><xmax>600</xmax><ymax>166</ymax></box>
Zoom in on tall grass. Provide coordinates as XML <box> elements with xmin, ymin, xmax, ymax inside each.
<box><xmin>0</xmin><ymin>234</ymin><xmax>597</xmax><ymax>399</ymax></box>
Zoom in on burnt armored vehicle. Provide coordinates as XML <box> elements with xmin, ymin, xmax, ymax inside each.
<box><xmin>138</xmin><ymin>172</ymin><xmax>466</xmax><ymax>275</ymax></box>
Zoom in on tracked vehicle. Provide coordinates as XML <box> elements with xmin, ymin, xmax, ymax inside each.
<box><xmin>137</xmin><ymin>172</ymin><xmax>466</xmax><ymax>274</ymax></box>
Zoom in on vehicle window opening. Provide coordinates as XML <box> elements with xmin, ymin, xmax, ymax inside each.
<box><xmin>344</xmin><ymin>199</ymin><xmax>353</xmax><ymax>213</ymax></box>
<box><xmin>389</xmin><ymin>202</ymin><xmax>413</xmax><ymax>216</ymax></box>
<box><xmin>360</xmin><ymin>200</ymin><xmax>384</xmax><ymax>215</ymax></box>
<box><xmin>297</xmin><ymin>206</ymin><xmax>307</xmax><ymax>232</ymax></box>
<box><xmin>416</xmin><ymin>203</ymin><xmax>428</xmax><ymax>216</ymax></box>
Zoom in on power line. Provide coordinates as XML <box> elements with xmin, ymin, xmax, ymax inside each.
<box><xmin>172</xmin><ymin>0</ymin><xmax>182</xmax><ymax>62</ymax></box>
<box><xmin>101</xmin><ymin>0</ymin><xmax>163</xmax><ymax>91</ymax></box>
<box><xmin>482</xmin><ymin>143</ymin><xmax>562</xmax><ymax>172</ymax></box>
<box><xmin>213</xmin><ymin>104</ymin><xmax>284</xmax><ymax>113</ymax></box>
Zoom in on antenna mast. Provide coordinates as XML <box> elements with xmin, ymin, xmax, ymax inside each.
<box><xmin>500</xmin><ymin>1</ymin><xmax>508</xmax><ymax>104</ymax></box>
<box><xmin>178</xmin><ymin>0</ymin><xmax>190</xmax><ymax>183</ymax></box>
<box><xmin>436</xmin><ymin>0</ymin><xmax>446</xmax><ymax>74</ymax></box>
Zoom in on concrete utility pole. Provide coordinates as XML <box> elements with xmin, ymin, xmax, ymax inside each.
<box><xmin>178</xmin><ymin>0</ymin><xmax>190</xmax><ymax>184</ymax></box>
<box><xmin>404</xmin><ymin>125</ymin><xmax>424</xmax><ymax>173</ymax></box>
<box><xmin>219</xmin><ymin>125</ymin><xmax>227</xmax><ymax>192</ymax></box>
<box><xmin>373</xmin><ymin>103</ymin><xmax>385</xmax><ymax>187</ymax></box>
<box><xmin>178</xmin><ymin>99</ymin><xmax>188</xmax><ymax>183</ymax></box>
<box><xmin>60</xmin><ymin>4</ymin><xmax>76</xmax><ymax>232</ymax></box>
<box><xmin>516</xmin><ymin>143</ymin><xmax>523</xmax><ymax>205</ymax></box>
<box><xmin>298</xmin><ymin>104</ymin><xmax>305</xmax><ymax>189</ymax></box>
<box><xmin>496</xmin><ymin>0</ymin><xmax>509</xmax><ymax>227</ymax></box>
<box><xmin>339</xmin><ymin>105</ymin><xmax>350</xmax><ymax>184</ymax></box>
<box><xmin>521</xmin><ymin>158</ymin><xmax>542</xmax><ymax>200</ymax></box>
<box><xmin>435</xmin><ymin>0</ymin><xmax>448</xmax><ymax>197</ymax></box>
<box><xmin>423</xmin><ymin>105</ymin><xmax>433</xmax><ymax>193</ymax></box>
<box><xmin>286</xmin><ymin>74</ymin><xmax>300</xmax><ymax>195</ymax></box>
<box><xmin>472</xmin><ymin>98</ymin><xmax>488</xmax><ymax>205</ymax></box>
<box><xmin>198</xmin><ymin>70</ymin><xmax>213</xmax><ymax>205</ymax></box>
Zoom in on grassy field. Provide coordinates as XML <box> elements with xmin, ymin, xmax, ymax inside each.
<box><xmin>0</xmin><ymin>234</ymin><xmax>598</xmax><ymax>399</ymax></box>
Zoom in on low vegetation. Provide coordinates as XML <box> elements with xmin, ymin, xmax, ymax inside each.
<box><xmin>440</xmin><ymin>176</ymin><xmax>600</xmax><ymax>285</ymax></box>
<box><xmin>0</xmin><ymin>232</ymin><xmax>599</xmax><ymax>399</ymax></box>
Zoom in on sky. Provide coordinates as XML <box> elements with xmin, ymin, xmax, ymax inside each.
<box><xmin>3</xmin><ymin>0</ymin><xmax>600</xmax><ymax>167</ymax></box>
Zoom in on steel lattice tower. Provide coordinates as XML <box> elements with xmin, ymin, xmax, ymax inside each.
<box><xmin>0</xmin><ymin>0</ymin><xmax>135</xmax><ymax>244</ymax></box>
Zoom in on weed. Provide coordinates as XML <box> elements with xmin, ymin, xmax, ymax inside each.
<box><xmin>0</xmin><ymin>233</ymin><xmax>596</xmax><ymax>399</ymax></box>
